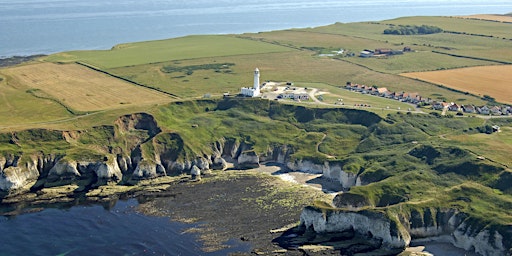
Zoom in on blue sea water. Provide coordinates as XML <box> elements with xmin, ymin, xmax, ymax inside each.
<box><xmin>1</xmin><ymin>0</ymin><xmax>512</xmax><ymax>57</ymax></box>
<box><xmin>0</xmin><ymin>199</ymin><xmax>250</xmax><ymax>255</ymax></box>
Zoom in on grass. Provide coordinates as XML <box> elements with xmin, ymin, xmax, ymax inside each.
<box><xmin>385</xmin><ymin>16</ymin><xmax>512</xmax><ymax>40</ymax></box>
<box><xmin>461</xmin><ymin>14</ymin><xmax>512</xmax><ymax>23</ymax></box>
<box><xmin>1</xmin><ymin>62</ymin><xmax>172</xmax><ymax>112</ymax></box>
<box><xmin>302</xmin><ymin>20</ymin><xmax>512</xmax><ymax>63</ymax></box>
<box><xmin>345</xmin><ymin>51</ymin><xmax>496</xmax><ymax>74</ymax></box>
<box><xmin>0</xmin><ymin>72</ymin><xmax>74</xmax><ymax>127</ymax></box>
<box><xmin>109</xmin><ymin>50</ymin><xmax>486</xmax><ymax>105</ymax></box>
<box><xmin>448</xmin><ymin>126</ymin><xmax>512</xmax><ymax>168</ymax></box>
<box><xmin>44</xmin><ymin>35</ymin><xmax>294</xmax><ymax>69</ymax></box>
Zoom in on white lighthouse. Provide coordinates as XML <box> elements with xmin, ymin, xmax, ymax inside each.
<box><xmin>253</xmin><ymin>68</ymin><xmax>260</xmax><ymax>95</ymax></box>
<box><xmin>240</xmin><ymin>68</ymin><xmax>261</xmax><ymax>97</ymax></box>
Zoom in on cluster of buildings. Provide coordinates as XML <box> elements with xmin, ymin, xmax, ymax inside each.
<box><xmin>360</xmin><ymin>47</ymin><xmax>412</xmax><ymax>58</ymax></box>
<box><xmin>276</xmin><ymin>91</ymin><xmax>309</xmax><ymax>101</ymax></box>
<box><xmin>240</xmin><ymin>68</ymin><xmax>310</xmax><ymax>101</ymax></box>
<box><xmin>431</xmin><ymin>102</ymin><xmax>512</xmax><ymax>116</ymax></box>
<box><xmin>345</xmin><ymin>82</ymin><xmax>512</xmax><ymax>116</ymax></box>
<box><xmin>345</xmin><ymin>82</ymin><xmax>425</xmax><ymax>104</ymax></box>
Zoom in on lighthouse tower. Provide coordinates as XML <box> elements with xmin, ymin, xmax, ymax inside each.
<box><xmin>240</xmin><ymin>68</ymin><xmax>262</xmax><ymax>97</ymax></box>
<box><xmin>253</xmin><ymin>68</ymin><xmax>260</xmax><ymax>96</ymax></box>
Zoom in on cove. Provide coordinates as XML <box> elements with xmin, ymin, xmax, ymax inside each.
<box><xmin>0</xmin><ymin>199</ymin><xmax>250</xmax><ymax>256</ymax></box>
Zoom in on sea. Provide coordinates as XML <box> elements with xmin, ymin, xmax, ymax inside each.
<box><xmin>1</xmin><ymin>1</ymin><xmax>511</xmax><ymax>255</ymax></box>
<box><xmin>1</xmin><ymin>0</ymin><xmax>512</xmax><ymax>57</ymax></box>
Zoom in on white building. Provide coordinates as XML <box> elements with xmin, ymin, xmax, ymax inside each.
<box><xmin>240</xmin><ymin>68</ymin><xmax>261</xmax><ymax>97</ymax></box>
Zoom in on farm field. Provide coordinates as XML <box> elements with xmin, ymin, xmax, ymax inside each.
<box><xmin>343</xmin><ymin>51</ymin><xmax>496</xmax><ymax>74</ymax></box>
<box><xmin>301</xmin><ymin>18</ymin><xmax>512</xmax><ymax>63</ymax></box>
<box><xmin>242</xmin><ymin>30</ymin><xmax>393</xmax><ymax>53</ymax></box>
<box><xmin>1</xmin><ymin>62</ymin><xmax>173</xmax><ymax>112</ymax></box>
<box><xmin>109</xmin><ymin>50</ymin><xmax>486</xmax><ymax>105</ymax></box>
<box><xmin>384</xmin><ymin>16</ymin><xmax>512</xmax><ymax>39</ymax></box>
<box><xmin>401</xmin><ymin>65</ymin><xmax>512</xmax><ymax>105</ymax></box>
<box><xmin>461</xmin><ymin>14</ymin><xmax>512</xmax><ymax>23</ymax></box>
<box><xmin>0</xmin><ymin>75</ymin><xmax>74</xmax><ymax>127</ymax></box>
<box><xmin>44</xmin><ymin>35</ymin><xmax>293</xmax><ymax>69</ymax></box>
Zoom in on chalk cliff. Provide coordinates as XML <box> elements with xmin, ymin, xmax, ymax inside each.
<box><xmin>300</xmin><ymin>206</ymin><xmax>410</xmax><ymax>249</ymax></box>
<box><xmin>299</xmin><ymin>205</ymin><xmax>511</xmax><ymax>256</ymax></box>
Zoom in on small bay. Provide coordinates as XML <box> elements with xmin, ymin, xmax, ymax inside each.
<box><xmin>0</xmin><ymin>199</ymin><xmax>250</xmax><ymax>255</ymax></box>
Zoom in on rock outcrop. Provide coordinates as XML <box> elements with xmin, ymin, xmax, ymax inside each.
<box><xmin>300</xmin><ymin>206</ymin><xmax>410</xmax><ymax>249</ymax></box>
<box><xmin>300</xmin><ymin>205</ymin><xmax>511</xmax><ymax>256</ymax></box>
<box><xmin>287</xmin><ymin>160</ymin><xmax>362</xmax><ymax>189</ymax></box>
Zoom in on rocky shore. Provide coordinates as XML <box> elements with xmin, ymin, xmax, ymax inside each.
<box><xmin>1</xmin><ymin>110</ymin><xmax>510</xmax><ymax>255</ymax></box>
<box><xmin>0</xmin><ymin>55</ymin><xmax>46</xmax><ymax>68</ymax></box>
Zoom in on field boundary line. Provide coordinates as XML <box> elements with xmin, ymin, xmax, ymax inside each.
<box><xmin>430</xmin><ymin>51</ymin><xmax>512</xmax><ymax>65</ymax></box>
<box><xmin>75</xmin><ymin>62</ymin><xmax>181</xmax><ymax>99</ymax></box>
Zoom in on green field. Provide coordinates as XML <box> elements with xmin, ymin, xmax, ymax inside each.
<box><xmin>386</xmin><ymin>16</ymin><xmax>512</xmax><ymax>39</ymax></box>
<box><xmin>298</xmin><ymin>17</ymin><xmax>512</xmax><ymax>63</ymax></box>
<box><xmin>44</xmin><ymin>35</ymin><xmax>294</xmax><ymax>69</ymax></box>
<box><xmin>343</xmin><ymin>51</ymin><xmax>496</xmax><ymax>74</ymax></box>
<box><xmin>108</xmin><ymin>50</ymin><xmax>486</xmax><ymax>104</ymax></box>
<box><xmin>0</xmin><ymin>74</ymin><xmax>74</xmax><ymax>127</ymax></box>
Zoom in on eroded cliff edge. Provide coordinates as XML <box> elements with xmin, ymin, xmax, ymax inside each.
<box><xmin>0</xmin><ymin>98</ymin><xmax>510</xmax><ymax>255</ymax></box>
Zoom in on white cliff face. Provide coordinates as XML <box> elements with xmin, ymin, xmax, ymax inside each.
<box><xmin>452</xmin><ymin>222</ymin><xmax>507</xmax><ymax>256</ymax></box>
<box><xmin>190</xmin><ymin>165</ymin><xmax>201</xmax><ymax>179</ymax></box>
<box><xmin>300</xmin><ymin>207</ymin><xmax>411</xmax><ymax>249</ymax></box>
<box><xmin>407</xmin><ymin>210</ymin><xmax>462</xmax><ymax>239</ymax></box>
<box><xmin>212</xmin><ymin>156</ymin><xmax>228</xmax><ymax>170</ymax></box>
<box><xmin>91</xmin><ymin>160</ymin><xmax>123</xmax><ymax>182</ymax></box>
<box><xmin>131</xmin><ymin>161</ymin><xmax>166</xmax><ymax>180</ymax></box>
<box><xmin>287</xmin><ymin>160</ymin><xmax>324</xmax><ymax>174</ymax></box>
<box><xmin>193</xmin><ymin>157</ymin><xmax>210</xmax><ymax>171</ymax></box>
<box><xmin>0</xmin><ymin>156</ymin><xmax>5</xmax><ymax>171</ymax></box>
<box><xmin>301</xmin><ymin>204</ymin><xmax>509</xmax><ymax>256</ymax></box>
<box><xmin>0</xmin><ymin>166</ymin><xmax>39</xmax><ymax>191</ymax></box>
<box><xmin>237</xmin><ymin>151</ymin><xmax>259</xmax><ymax>167</ymax></box>
<box><xmin>48</xmin><ymin>160</ymin><xmax>80</xmax><ymax>178</ymax></box>
<box><xmin>287</xmin><ymin>160</ymin><xmax>361</xmax><ymax>189</ymax></box>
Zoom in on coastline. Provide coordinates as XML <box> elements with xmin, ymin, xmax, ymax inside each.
<box><xmin>0</xmin><ymin>163</ymin><xmax>490</xmax><ymax>255</ymax></box>
<box><xmin>0</xmin><ymin>55</ymin><xmax>46</xmax><ymax>68</ymax></box>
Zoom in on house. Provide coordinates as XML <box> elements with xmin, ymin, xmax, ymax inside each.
<box><xmin>411</xmin><ymin>94</ymin><xmax>423</xmax><ymax>104</ymax></box>
<box><xmin>360</xmin><ymin>85</ymin><xmax>372</xmax><ymax>94</ymax></box>
<box><xmin>360</xmin><ymin>50</ymin><xmax>374</xmax><ymax>58</ymax></box>
<box><xmin>504</xmin><ymin>106</ymin><xmax>512</xmax><ymax>115</ymax></box>
<box><xmin>393</xmin><ymin>92</ymin><xmax>404</xmax><ymax>100</ymax></box>
<box><xmin>377</xmin><ymin>87</ymin><xmax>389</xmax><ymax>95</ymax></box>
<box><xmin>375</xmin><ymin>48</ymin><xmax>392</xmax><ymax>55</ymax></box>
<box><xmin>501</xmin><ymin>106</ymin><xmax>510</xmax><ymax>115</ymax></box>
<box><xmin>368</xmin><ymin>87</ymin><xmax>380</xmax><ymax>95</ymax></box>
<box><xmin>432</xmin><ymin>101</ymin><xmax>450</xmax><ymax>110</ymax></box>
<box><xmin>477</xmin><ymin>106</ymin><xmax>490</xmax><ymax>115</ymax></box>
<box><xmin>462</xmin><ymin>105</ymin><xmax>476</xmax><ymax>113</ymax></box>
<box><xmin>278</xmin><ymin>93</ymin><xmax>309</xmax><ymax>101</ymax></box>
<box><xmin>401</xmin><ymin>92</ymin><xmax>418</xmax><ymax>102</ymax></box>
<box><xmin>490</xmin><ymin>106</ymin><xmax>502</xmax><ymax>115</ymax></box>
<box><xmin>448</xmin><ymin>103</ymin><xmax>461</xmax><ymax>112</ymax></box>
